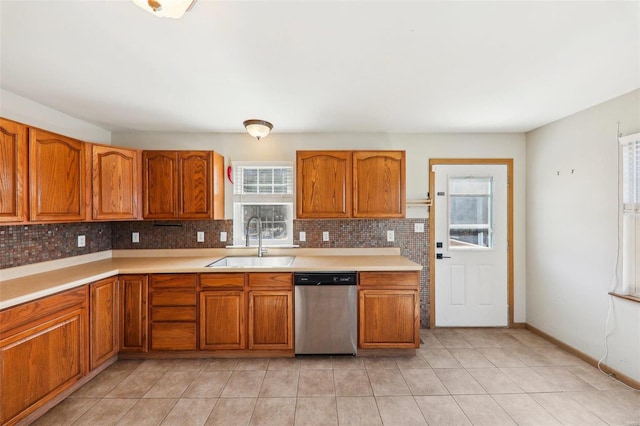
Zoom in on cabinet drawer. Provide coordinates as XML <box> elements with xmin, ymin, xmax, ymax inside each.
<box><xmin>358</xmin><ymin>271</ymin><xmax>419</xmax><ymax>287</ymax></box>
<box><xmin>151</xmin><ymin>323</ymin><xmax>196</xmax><ymax>351</ymax></box>
<box><xmin>150</xmin><ymin>290</ymin><xmax>196</xmax><ymax>307</ymax></box>
<box><xmin>150</xmin><ymin>274</ymin><xmax>197</xmax><ymax>289</ymax></box>
<box><xmin>200</xmin><ymin>273</ymin><xmax>244</xmax><ymax>289</ymax></box>
<box><xmin>152</xmin><ymin>306</ymin><xmax>197</xmax><ymax>322</ymax></box>
<box><xmin>248</xmin><ymin>273</ymin><xmax>292</xmax><ymax>288</ymax></box>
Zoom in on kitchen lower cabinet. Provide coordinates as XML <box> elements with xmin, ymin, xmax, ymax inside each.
<box><xmin>0</xmin><ymin>287</ymin><xmax>88</xmax><ymax>426</ymax></box>
<box><xmin>200</xmin><ymin>291</ymin><xmax>245</xmax><ymax>350</ymax></box>
<box><xmin>90</xmin><ymin>276</ymin><xmax>119</xmax><ymax>370</ymax></box>
<box><xmin>247</xmin><ymin>273</ymin><xmax>293</xmax><ymax>350</ymax></box>
<box><xmin>149</xmin><ymin>274</ymin><xmax>197</xmax><ymax>351</ymax></box>
<box><xmin>358</xmin><ymin>271</ymin><xmax>420</xmax><ymax>349</ymax></box>
<box><xmin>119</xmin><ymin>274</ymin><xmax>148</xmax><ymax>352</ymax></box>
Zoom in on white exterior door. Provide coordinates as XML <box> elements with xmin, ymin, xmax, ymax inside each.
<box><xmin>434</xmin><ymin>164</ymin><xmax>508</xmax><ymax>327</ymax></box>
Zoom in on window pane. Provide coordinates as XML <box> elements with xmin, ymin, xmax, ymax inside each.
<box><xmin>244</xmin><ymin>169</ymin><xmax>257</xmax><ymax>185</ymax></box>
<box><xmin>449</xmin><ymin>176</ymin><xmax>493</xmax><ymax>249</ymax></box>
<box><xmin>259</xmin><ymin>169</ymin><xmax>273</xmax><ymax>185</ymax></box>
<box><xmin>239</xmin><ymin>204</ymin><xmax>291</xmax><ymax>244</ymax></box>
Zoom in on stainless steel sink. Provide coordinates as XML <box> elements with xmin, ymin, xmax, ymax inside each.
<box><xmin>206</xmin><ymin>256</ymin><xmax>295</xmax><ymax>268</ymax></box>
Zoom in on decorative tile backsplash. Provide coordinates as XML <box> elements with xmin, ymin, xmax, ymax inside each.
<box><xmin>3</xmin><ymin>218</ymin><xmax>430</xmax><ymax>326</ymax></box>
<box><xmin>1</xmin><ymin>222</ymin><xmax>112</xmax><ymax>269</ymax></box>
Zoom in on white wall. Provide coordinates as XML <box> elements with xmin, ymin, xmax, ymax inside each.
<box><xmin>0</xmin><ymin>89</ymin><xmax>111</xmax><ymax>144</ymax></box>
<box><xmin>526</xmin><ymin>89</ymin><xmax>640</xmax><ymax>382</ymax></box>
<box><xmin>113</xmin><ymin>131</ymin><xmax>527</xmax><ymax>322</ymax></box>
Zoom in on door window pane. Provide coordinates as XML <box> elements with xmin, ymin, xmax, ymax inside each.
<box><xmin>448</xmin><ymin>177</ymin><xmax>493</xmax><ymax>249</ymax></box>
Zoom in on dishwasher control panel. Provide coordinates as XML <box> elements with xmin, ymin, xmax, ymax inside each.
<box><xmin>294</xmin><ymin>272</ymin><xmax>357</xmax><ymax>285</ymax></box>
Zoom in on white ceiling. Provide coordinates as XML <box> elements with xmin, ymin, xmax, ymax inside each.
<box><xmin>1</xmin><ymin>0</ymin><xmax>639</xmax><ymax>134</ymax></box>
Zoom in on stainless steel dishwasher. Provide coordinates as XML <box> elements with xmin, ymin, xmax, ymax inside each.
<box><xmin>294</xmin><ymin>272</ymin><xmax>358</xmax><ymax>355</ymax></box>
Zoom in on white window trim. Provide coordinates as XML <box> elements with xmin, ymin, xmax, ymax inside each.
<box><xmin>619</xmin><ymin>132</ymin><xmax>640</xmax><ymax>297</ymax></box>
<box><xmin>232</xmin><ymin>161</ymin><xmax>294</xmax><ymax>247</ymax></box>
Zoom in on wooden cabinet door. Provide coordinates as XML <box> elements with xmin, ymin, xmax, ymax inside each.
<box><xmin>142</xmin><ymin>151</ymin><xmax>177</xmax><ymax>219</ymax></box>
<box><xmin>358</xmin><ymin>289</ymin><xmax>419</xmax><ymax>349</ymax></box>
<box><xmin>0</xmin><ymin>287</ymin><xmax>87</xmax><ymax>425</ymax></box>
<box><xmin>90</xmin><ymin>276</ymin><xmax>119</xmax><ymax>370</ymax></box>
<box><xmin>29</xmin><ymin>128</ymin><xmax>88</xmax><ymax>222</ymax></box>
<box><xmin>119</xmin><ymin>275</ymin><xmax>148</xmax><ymax>352</ymax></box>
<box><xmin>92</xmin><ymin>144</ymin><xmax>141</xmax><ymax>220</ymax></box>
<box><xmin>0</xmin><ymin>118</ymin><xmax>28</xmax><ymax>224</ymax></box>
<box><xmin>200</xmin><ymin>291</ymin><xmax>245</xmax><ymax>350</ymax></box>
<box><xmin>248</xmin><ymin>290</ymin><xmax>293</xmax><ymax>350</ymax></box>
<box><xmin>178</xmin><ymin>151</ymin><xmax>213</xmax><ymax>219</ymax></box>
<box><xmin>212</xmin><ymin>151</ymin><xmax>225</xmax><ymax>220</ymax></box>
<box><xmin>353</xmin><ymin>151</ymin><xmax>405</xmax><ymax>218</ymax></box>
<box><xmin>296</xmin><ymin>151</ymin><xmax>352</xmax><ymax>218</ymax></box>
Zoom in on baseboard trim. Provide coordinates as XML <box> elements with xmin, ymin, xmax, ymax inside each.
<box><xmin>525</xmin><ymin>323</ymin><xmax>640</xmax><ymax>390</ymax></box>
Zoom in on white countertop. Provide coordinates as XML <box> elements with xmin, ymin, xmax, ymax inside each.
<box><xmin>0</xmin><ymin>248</ymin><xmax>422</xmax><ymax>310</ymax></box>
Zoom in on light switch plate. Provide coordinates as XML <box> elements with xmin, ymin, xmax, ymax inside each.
<box><xmin>77</xmin><ymin>235</ymin><xmax>86</xmax><ymax>247</ymax></box>
<box><xmin>299</xmin><ymin>231</ymin><xmax>306</xmax><ymax>242</ymax></box>
<box><xmin>220</xmin><ymin>231</ymin><xmax>227</xmax><ymax>242</ymax></box>
<box><xmin>414</xmin><ymin>223</ymin><xmax>425</xmax><ymax>233</ymax></box>
<box><xmin>387</xmin><ymin>230</ymin><xmax>395</xmax><ymax>242</ymax></box>
<box><xmin>132</xmin><ymin>232</ymin><xmax>139</xmax><ymax>243</ymax></box>
<box><xmin>322</xmin><ymin>231</ymin><xmax>329</xmax><ymax>241</ymax></box>
<box><xmin>197</xmin><ymin>231</ymin><xmax>205</xmax><ymax>243</ymax></box>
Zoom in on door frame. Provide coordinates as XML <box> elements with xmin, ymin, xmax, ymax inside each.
<box><xmin>429</xmin><ymin>158</ymin><xmax>514</xmax><ymax>328</ymax></box>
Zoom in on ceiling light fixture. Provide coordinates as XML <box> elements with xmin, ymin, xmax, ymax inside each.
<box><xmin>243</xmin><ymin>119</ymin><xmax>273</xmax><ymax>141</ymax></box>
<box><xmin>131</xmin><ymin>0</ymin><xmax>196</xmax><ymax>19</ymax></box>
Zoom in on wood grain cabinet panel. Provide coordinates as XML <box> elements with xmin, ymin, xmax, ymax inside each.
<box><xmin>353</xmin><ymin>151</ymin><xmax>406</xmax><ymax>218</ymax></box>
<box><xmin>143</xmin><ymin>151</ymin><xmax>224</xmax><ymax>220</ymax></box>
<box><xmin>119</xmin><ymin>275</ymin><xmax>148</xmax><ymax>352</ymax></box>
<box><xmin>149</xmin><ymin>274</ymin><xmax>197</xmax><ymax>351</ymax></box>
<box><xmin>143</xmin><ymin>151</ymin><xmax>178</xmax><ymax>219</ymax></box>
<box><xmin>90</xmin><ymin>277</ymin><xmax>119</xmax><ymax>370</ymax></box>
<box><xmin>0</xmin><ymin>287</ymin><xmax>88</xmax><ymax>426</ymax></box>
<box><xmin>29</xmin><ymin>128</ymin><xmax>88</xmax><ymax>222</ymax></box>
<box><xmin>0</xmin><ymin>118</ymin><xmax>28</xmax><ymax>224</ymax></box>
<box><xmin>200</xmin><ymin>291</ymin><xmax>245</xmax><ymax>350</ymax></box>
<box><xmin>92</xmin><ymin>144</ymin><xmax>141</xmax><ymax>220</ymax></box>
<box><xmin>248</xmin><ymin>290</ymin><xmax>293</xmax><ymax>350</ymax></box>
<box><xmin>296</xmin><ymin>151</ymin><xmax>352</xmax><ymax>218</ymax></box>
<box><xmin>358</xmin><ymin>271</ymin><xmax>419</xmax><ymax>349</ymax></box>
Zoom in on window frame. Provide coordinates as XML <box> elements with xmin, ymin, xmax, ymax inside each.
<box><xmin>619</xmin><ymin>132</ymin><xmax>640</xmax><ymax>299</ymax></box>
<box><xmin>232</xmin><ymin>161</ymin><xmax>295</xmax><ymax>247</ymax></box>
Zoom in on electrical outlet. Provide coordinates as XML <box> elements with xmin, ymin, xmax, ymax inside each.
<box><xmin>77</xmin><ymin>235</ymin><xmax>86</xmax><ymax>247</ymax></box>
<box><xmin>322</xmin><ymin>231</ymin><xmax>329</xmax><ymax>242</ymax></box>
<box><xmin>414</xmin><ymin>223</ymin><xmax>424</xmax><ymax>233</ymax></box>
<box><xmin>220</xmin><ymin>231</ymin><xmax>227</xmax><ymax>242</ymax></box>
<box><xmin>197</xmin><ymin>231</ymin><xmax>205</xmax><ymax>243</ymax></box>
<box><xmin>299</xmin><ymin>231</ymin><xmax>306</xmax><ymax>242</ymax></box>
<box><xmin>132</xmin><ymin>232</ymin><xmax>139</xmax><ymax>243</ymax></box>
<box><xmin>387</xmin><ymin>230</ymin><xmax>395</xmax><ymax>242</ymax></box>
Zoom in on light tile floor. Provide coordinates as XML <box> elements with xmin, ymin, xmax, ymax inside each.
<box><xmin>33</xmin><ymin>328</ymin><xmax>640</xmax><ymax>425</ymax></box>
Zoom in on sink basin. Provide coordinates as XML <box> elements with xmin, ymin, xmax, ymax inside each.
<box><xmin>206</xmin><ymin>256</ymin><xmax>295</xmax><ymax>268</ymax></box>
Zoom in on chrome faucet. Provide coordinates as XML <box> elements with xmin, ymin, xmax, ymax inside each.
<box><xmin>245</xmin><ymin>216</ymin><xmax>267</xmax><ymax>257</ymax></box>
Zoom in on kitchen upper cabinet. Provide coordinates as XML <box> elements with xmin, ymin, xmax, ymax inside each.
<box><xmin>200</xmin><ymin>273</ymin><xmax>245</xmax><ymax>350</ymax></box>
<box><xmin>0</xmin><ymin>286</ymin><xmax>88</xmax><ymax>425</ymax></box>
<box><xmin>296</xmin><ymin>151</ymin><xmax>352</xmax><ymax>218</ymax></box>
<box><xmin>119</xmin><ymin>275</ymin><xmax>148</xmax><ymax>352</ymax></box>
<box><xmin>353</xmin><ymin>151</ymin><xmax>406</xmax><ymax>218</ymax></box>
<box><xmin>90</xmin><ymin>276</ymin><xmax>119</xmax><ymax>370</ymax></box>
<box><xmin>29</xmin><ymin>128</ymin><xmax>89</xmax><ymax>222</ymax></box>
<box><xmin>358</xmin><ymin>271</ymin><xmax>419</xmax><ymax>349</ymax></box>
<box><xmin>247</xmin><ymin>273</ymin><xmax>293</xmax><ymax>350</ymax></box>
<box><xmin>296</xmin><ymin>150</ymin><xmax>405</xmax><ymax>219</ymax></box>
<box><xmin>92</xmin><ymin>144</ymin><xmax>141</xmax><ymax>221</ymax></box>
<box><xmin>149</xmin><ymin>274</ymin><xmax>197</xmax><ymax>351</ymax></box>
<box><xmin>0</xmin><ymin>118</ymin><xmax>28</xmax><ymax>224</ymax></box>
<box><xmin>142</xmin><ymin>150</ymin><xmax>224</xmax><ymax>220</ymax></box>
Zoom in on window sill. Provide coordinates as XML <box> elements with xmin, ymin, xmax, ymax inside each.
<box><xmin>609</xmin><ymin>292</ymin><xmax>640</xmax><ymax>304</ymax></box>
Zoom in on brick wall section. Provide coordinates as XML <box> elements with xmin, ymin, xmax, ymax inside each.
<box><xmin>3</xmin><ymin>218</ymin><xmax>431</xmax><ymax>327</ymax></box>
<box><xmin>1</xmin><ymin>222</ymin><xmax>112</xmax><ymax>269</ymax></box>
